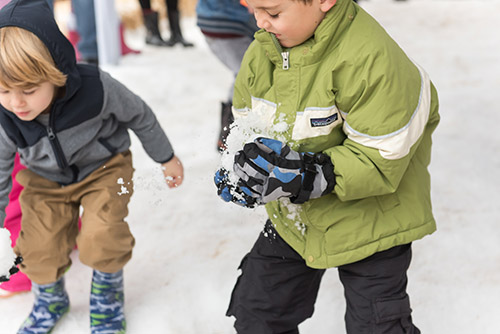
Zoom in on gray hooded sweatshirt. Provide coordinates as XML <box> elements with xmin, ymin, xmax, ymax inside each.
<box><xmin>0</xmin><ymin>0</ymin><xmax>174</xmax><ymax>227</ymax></box>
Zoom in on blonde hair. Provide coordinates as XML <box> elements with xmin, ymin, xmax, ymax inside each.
<box><xmin>0</xmin><ymin>26</ymin><xmax>67</xmax><ymax>89</ymax></box>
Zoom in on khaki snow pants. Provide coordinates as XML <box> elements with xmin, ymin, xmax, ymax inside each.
<box><xmin>14</xmin><ymin>151</ymin><xmax>135</xmax><ymax>285</ymax></box>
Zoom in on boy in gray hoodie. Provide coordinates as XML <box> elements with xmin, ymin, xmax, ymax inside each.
<box><xmin>0</xmin><ymin>0</ymin><xmax>183</xmax><ymax>333</ymax></box>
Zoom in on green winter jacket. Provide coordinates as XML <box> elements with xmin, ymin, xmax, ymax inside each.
<box><xmin>232</xmin><ymin>0</ymin><xmax>440</xmax><ymax>269</ymax></box>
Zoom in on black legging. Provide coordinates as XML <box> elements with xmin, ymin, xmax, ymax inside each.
<box><xmin>139</xmin><ymin>0</ymin><xmax>178</xmax><ymax>11</ymax></box>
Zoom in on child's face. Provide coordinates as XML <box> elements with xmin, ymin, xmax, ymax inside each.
<box><xmin>248</xmin><ymin>0</ymin><xmax>336</xmax><ymax>48</ymax></box>
<box><xmin>0</xmin><ymin>82</ymin><xmax>57</xmax><ymax>121</ymax></box>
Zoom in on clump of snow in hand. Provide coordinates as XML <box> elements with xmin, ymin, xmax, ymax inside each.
<box><xmin>272</xmin><ymin>113</ymin><xmax>289</xmax><ymax>134</ymax></box>
<box><xmin>221</xmin><ymin>111</ymin><xmax>267</xmax><ymax>176</ymax></box>
<box><xmin>219</xmin><ymin>110</ymin><xmax>289</xmax><ymax>196</ymax></box>
<box><xmin>0</xmin><ymin>229</ymin><xmax>16</xmax><ymax>278</ymax></box>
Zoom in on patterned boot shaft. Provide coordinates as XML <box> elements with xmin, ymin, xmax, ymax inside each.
<box><xmin>90</xmin><ymin>270</ymin><xmax>126</xmax><ymax>334</ymax></box>
<box><xmin>17</xmin><ymin>278</ymin><xmax>70</xmax><ymax>334</ymax></box>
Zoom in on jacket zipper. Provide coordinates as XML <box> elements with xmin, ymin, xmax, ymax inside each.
<box><xmin>46</xmin><ymin>126</ymin><xmax>55</xmax><ymax>140</ymax></box>
<box><xmin>281</xmin><ymin>52</ymin><xmax>289</xmax><ymax>70</ymax></box>
<box><xmin>271</xmin><ymin>34</ymin><xmax>289</xmax><ymax>70</ymax></box>
<box><xmin>46</xmin><ymin>125</ymin><xmax>68</xmax><ymax>170</ymax></box>
<box><xmin>46</xmin><ymin>106</ymin><xmax>69</xmax><ymax>170</ymax></box>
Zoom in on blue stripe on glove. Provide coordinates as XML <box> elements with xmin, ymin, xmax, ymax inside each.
<box><xmin>259</xmin><ymin>138</ymin><xmax>283</xmax><ymax>154</ymax></box>
<box><xmin>214</xmin><ymin>168</ymin><xmax>259</xmax><ymax>208</ymax></box>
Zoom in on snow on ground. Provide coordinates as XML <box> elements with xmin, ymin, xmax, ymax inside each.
<box><xmin>1</xmin><ymin>0</ymin><xmax>499</xmax><ymax>333</ymax></box>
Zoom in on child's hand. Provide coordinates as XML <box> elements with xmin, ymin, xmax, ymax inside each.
<box><xmin>161</xmin><ymin>155</ymin><xmax>184</xmax><ymax>188</ymax></box>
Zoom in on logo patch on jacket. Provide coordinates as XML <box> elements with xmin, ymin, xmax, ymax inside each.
<box><xmin>310</xmin><ymin>113</ymin><xmax>338</xmax><ymax>127</ymax></box>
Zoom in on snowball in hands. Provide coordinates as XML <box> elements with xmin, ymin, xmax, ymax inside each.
<box><xmin>0</xmin><ymin>228</ymin><xmax>16</xmax><ymax>279</ymax></box>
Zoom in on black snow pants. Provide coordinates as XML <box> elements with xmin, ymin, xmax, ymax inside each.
<box><xmin>227</xmin><ymin>220</ymin><xmax>421</xmax><ymax>334</ymax></box>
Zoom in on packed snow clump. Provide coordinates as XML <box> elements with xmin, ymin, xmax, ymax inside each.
<box><xmin>220</xmin><ymin>110</ymin><xmax>289</xmax><ymax>188</ymax></box>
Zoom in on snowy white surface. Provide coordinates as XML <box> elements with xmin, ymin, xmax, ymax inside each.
<box><xmin>0</xmin><ymin>229</ymin><xmax>15</xmax><ymax>279</ymax></box>
<box><xmin>1</xmin><ymin>0</ymin><xmax>500</xmax><ymax>333</ymax></box>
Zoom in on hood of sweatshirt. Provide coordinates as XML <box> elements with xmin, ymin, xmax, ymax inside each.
<box><xmin>0</xmin><ymin>0</ymin><xmax>81</xmax><ymax>101</ymax></box>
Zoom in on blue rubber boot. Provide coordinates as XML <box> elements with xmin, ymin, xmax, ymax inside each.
<box><xmin>17</xmin><ymin>277</ymin><xmax>70</xmax><ymax>334</ymax></box>
<box><xmin>90</xmin><ymin>269</ymin><xmax>126</xmax><ymax>334</ymax></box>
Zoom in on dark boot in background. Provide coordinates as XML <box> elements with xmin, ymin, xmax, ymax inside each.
<box><xmin>143</xmin><ymin>11</ymin><xmax>170</xmax><ymax>46</ymax></box>
<box><xmin>218</xmin><ymin>101</ymin><xmax>234</xmax><ymax>151</ymax></box>
<box><xmin>165</xmin><ymin>10</ymin><xmax>194</xmax><ymax>47</ymax></box>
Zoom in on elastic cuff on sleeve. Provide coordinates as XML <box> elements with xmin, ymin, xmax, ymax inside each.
<box><xmin>159</xmin><ymin>152</ymin><xmax>175</xmax><ymax>164</ymax></box>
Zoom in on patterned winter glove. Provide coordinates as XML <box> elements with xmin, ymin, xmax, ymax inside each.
<box><xmin>214</xmin><ymin>168</ymin><xmax>259</xmax><ymax>208</ymax></box>
<box><xmin>233</xmin><ymin>137</ymin><xmax>336</xmax><ymax>205</ymax></box>
<box><xmin>0</xmin><ymin>256</ymin><xmax>23</xmax><ymax>283</ymax></box>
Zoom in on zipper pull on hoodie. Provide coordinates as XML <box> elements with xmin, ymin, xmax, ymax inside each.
<box><xmin>46</xmin><ymin>126</ymin><xmax>56</xmax><ymax>140</ymax></box>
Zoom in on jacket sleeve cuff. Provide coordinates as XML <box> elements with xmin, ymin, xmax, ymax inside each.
<box><xmin>159</xmin><ymin>153</ymin><xmax>175</xmax><ymax>164</ymax></box>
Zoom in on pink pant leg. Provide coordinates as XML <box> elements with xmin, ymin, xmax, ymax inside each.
<box><xmin>0</xmin><ymin>154</ymin><xmax>31</xmax><ymax>293</ymax></box>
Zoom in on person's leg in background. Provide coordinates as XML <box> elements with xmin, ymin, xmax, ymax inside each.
<box><xmin>204</xmin><ymin>35</ymin><xmax>253</xmax><ymax>150</ymax></box>
<box><xmin>164</xmin><ymin>0</ymin><xmax>193</xmax><ymax>47</ymax></box>
<box><xmin>43</xmin><ymin>0</ymin><xmax>96</xmax><ymax>63</ymax></box>
<box><xmin>205</xmin><ymin>35</ymin><xmax>253</xmax><ymax>103</ymax></box>
<box><xmin>63</xmin><ymin>0</ymin><xmax>139</xmax><ymax>64</ymax></box>
<box><xmin>71</xmin><ymin>0</ymin><xmax>98</xmax><ymax>64</ymax></box>
<box><xmin>139</xmin><ymin>0</ymin><xmax>170</xmax><ymax>46</ymax></box>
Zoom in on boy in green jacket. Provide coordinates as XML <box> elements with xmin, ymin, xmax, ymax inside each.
<box><xmin>215</xmin><ymin>0</ymin><xmax>440</xmax><ymax>333</ymax></box>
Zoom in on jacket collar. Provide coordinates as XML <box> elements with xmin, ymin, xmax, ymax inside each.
<box><xmin>254</xmin><ymin>0</ymin><xmax>356</xmax><ymax>68</ymax></box>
